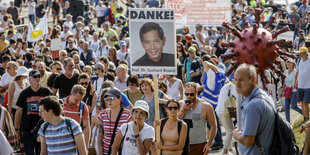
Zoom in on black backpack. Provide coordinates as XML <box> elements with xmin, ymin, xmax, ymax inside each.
<box><xmin>252</xmin><ymin>93</ymin><xmax>299</xmax><ymax>155</ymax></box>
<box><xmin>160</xmin><ymin>117</ymin><xmax>189</xmax><ymax>155</ymax></box>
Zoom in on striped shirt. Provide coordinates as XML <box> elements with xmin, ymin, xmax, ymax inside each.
<box><xmin>38</xmin><ymin>117</ymin><xmax>82</xmax><ymax>155</ymax></box>
<box><xmin>98</xmin><ymin>108</ymin><xmax>132</xmax><ymax>155</ymax></box>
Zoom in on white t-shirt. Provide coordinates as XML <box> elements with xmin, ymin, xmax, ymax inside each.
<box><xmin>116</xmin><ymin>50</ymin><xmax>127</xmax><ymax>60</ymax></box>
<box><xmin>167</xmin><ymin>79</ymin><xmax>182</xmax><ymax>100</ymax></box>
<box><xmin>0</xmin><ymin>130</ymin><xmax>14</xmax><ymax>155</ymax></box>
<box><xmin>297</xmin><ymin>57</ymin><xmax>310</xmax><ymax>89</ymax></box>
<box><xmin>205</xmin><ymin>69</ymin><xmax>216</xmax><ymax>91</ymax></box>
<box><xmin>89</xmin><ymin>40</ymin><xmax>100</xmax><ymax>53</ymax></box>
<box><xmin>93</xmin><ymin>77</ymin><xmax>104</xmax><ymax>96</ymax></box>
<box><xmin>28</xmin><ymin>2</ymin><xmax>36</xmax><ymax>15</ymax></box>
<box><xmin>119</xmin><ymin>122</ymin><xmax>155</xmax><ymax>155</ymax></box>
<box><xmin>0</xmin><ymin>73</ymin><xmax>15</xmax><ymax>87</ymax></box>
<box><xmin>215</xmin><ymin>83</ymin><xmax>237</xmax><ymax>114</ymax></box>
<box><xmin>95</xmin><ymin>5</ymin><xmax>106</xmax><ymax>17</ymax></box>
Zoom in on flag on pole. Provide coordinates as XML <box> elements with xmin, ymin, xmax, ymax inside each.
<box><xmin>27</xmin><ymin>14</ymin><xmax>48</xmax><ymax>42</ymax></box>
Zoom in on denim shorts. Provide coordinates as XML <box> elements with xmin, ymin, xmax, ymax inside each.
<box><xmin>297</xmin><ymin>88</ymin><xmax>310</xmax><ymax>103</ymax></box>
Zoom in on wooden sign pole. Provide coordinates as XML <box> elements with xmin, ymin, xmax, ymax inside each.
<box><xmin>153</xmin><ymin>74</ymin><xmax>160</xmax><ymax>155</ymax></box>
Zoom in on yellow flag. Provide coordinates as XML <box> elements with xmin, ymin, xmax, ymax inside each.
<box><xmin>30</xmin><ymin>30</ymin><xmax>43</xmax><ymax>39</ymax></box>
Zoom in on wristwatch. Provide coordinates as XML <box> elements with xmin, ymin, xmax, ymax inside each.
<box><xmin>302</xmin><ymin>124</ymin><xmax>306</xmax><ymax>129</ymax></box>
<box><xmin>134</xmin><ymin>134</ymin><xmax>140</xmax><ymax>138</ymax></box>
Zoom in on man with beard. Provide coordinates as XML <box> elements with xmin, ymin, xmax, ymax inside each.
<box><xmin>36</xmin><ymin>62</ymin><xmax>51</xmax><ymax>88</ymax></box>
<box><xmin>178</xmin><ymin>82</ymin><xmax>217</xmax><ymax>154</ymax></box>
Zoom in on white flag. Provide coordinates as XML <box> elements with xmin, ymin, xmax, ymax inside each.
<box><xmin>27</xmin><ymin>14</ymin><xmax>48</xmax><ymax>42</ymax></box>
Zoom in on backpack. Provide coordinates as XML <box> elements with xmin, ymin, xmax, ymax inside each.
<box><xmin>62</xmin><ymin>98</ymin><xmax>85</xmax><ymax>130</ymax></box>
<box><xmin>251</xmin><ymin>93</ymin><xmax>299</xmax><ymax>155</ymax></box>
<box><xmin>42</xmin><ymin>117</ymin><xmax>74</xmax><ymax>140</ymax></box>
<box><xmin>223</xmin><ymin>83</ymin><xmax>236</xmax><ymax>119</ymax></box>
<box><xmin>160</xmin><ymin>117</ymin><xmax>189</xmax><ymax>155</ymax></box>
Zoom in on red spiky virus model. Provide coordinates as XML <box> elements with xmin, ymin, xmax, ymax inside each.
<box><xmin>221</xmin><ymin>9</ymin><xmax>296</xmax><ymax>90</ymax></box>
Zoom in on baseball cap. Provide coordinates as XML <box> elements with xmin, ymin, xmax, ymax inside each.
<box><xmin>131</xmin><ymin>100</ymin><xmax>150</xmax><ymax>119</ymax></box>
<box><xmin>119</xmin><ymin>41</ymin><xmax>126</xmax><ymax>46</ymax></box>
<box><xmin>105</xmin><ymin>88</ymin><xmax>121</xmax><ymax>98</ymax></box>
<box><xmin>15</xmin><ymin>66</ymin><xmax>28</xmax><ymax>79</ymax></box>
<box><xmin>84</xmin><ymin>26</ymin><xmax>90</xmax><ymax>31</ymax></box>
<box><xmin>188</xmin><ymin>46</ymin><xmax>196</xmax><ymax>52</ymax></box>
<box><xmin>299</xmin><ymin>30</ymin><xmax>305</xmax><ymax>34</ymax></box>
<box><xmin>94</xmin><ymin>63</ymin><xmax>104</xmax><ymax>70</ymax></box>
<box><xmin>297</xmin><ymin>47</ymin><xmax>308</xmax><ymax>54</ymax></box>
<box><xmin>29</xmin><ymin>70</ymin><xmax>40</xmax><ymax>77</ymax></box>
<box><xmin>185</xmin><ymin>34</ymin><xmax>193</xmax><ymax>40</ymax></box>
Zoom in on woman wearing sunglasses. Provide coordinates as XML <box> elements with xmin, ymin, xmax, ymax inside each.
<box><xmin>97</xmin><ymin>88</ymin><xmax>132</xmax><ymax>155</ymax></box>
<box><xmin>112</xmin><ymin>100</ymin><xmax>154</xmax><ymax>155</ymax></box>
<box><xmin>154</xmin><ymin>99</ymin><xmax>187</xmax><ymax>155</ymax></box>
<box><xmin>78</xmin><ymin>73</ymin><xmax>98</xmax><ymax>113</ymax></box>
<box><xmin>90</xmin><ymin>88</ymin><xmax>109</xmax><ymax>154</ymax></box>
<box><xmin>140</xmin><ymin>78</ymin><xmax>170</xmax><ymax>127</ymax></box>
<box><xmin>122</xmin><ymin>74</ymin><xmax>143</xmax><ymax>105</ymax></box>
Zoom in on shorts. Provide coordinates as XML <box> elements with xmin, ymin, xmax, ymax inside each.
<box><xmin>297</xmin><ymin>88</ymin><xmax>310</xmax><ymax>103</ymax></box>
<box><xmin>52</xmin><ymin>12</ymin><xmax>60</xmax><ymax>17</ymax></box>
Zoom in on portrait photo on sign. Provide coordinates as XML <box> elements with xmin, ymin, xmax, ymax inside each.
<box><xmin>130</xmin><ymin>22</ymin><xmax>176</xmax><ymax>67</ymax></box>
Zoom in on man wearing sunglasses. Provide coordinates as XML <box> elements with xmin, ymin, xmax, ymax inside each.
<box><xmin>178</xmin><ymin>82</ymin><xmax>217</xmax><ymax>155</ymax></box>
<box><xmin>14</xmin><ymin>70</ymin><xmax>53</xmax><ymax>155</ymax></box>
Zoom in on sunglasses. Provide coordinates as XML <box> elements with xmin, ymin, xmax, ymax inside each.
<box><xmin>56</xmin><ymin>68</ymin><xmax>62</xmax><ymax>71</ymax></box>
<box><xmin>104</xmin><ymin>96</ymin><xmax>115</xmax><ymax>101</ymax></box>
<box><xmin>177</xmin><ymin>46</ymin><xmax>181</xmax><ymax>48</ymax></box>
<box><xmin>96</xmin><ymin>106</ymin><xmax>102</xmax><ymax>110</ymax></box>
<box><xmin>167</xmin><ymin>106</ymin><xmax>179</xmax><ymax>111</ymax></box>
<box><xmin>32</xmin><ymin>75</ymin><xmax>41</xmax><ymax>78</ymax></box>
<box><xmin>185</xmin><ymin>93</ymin><xmax>195</xmax><ymax>96</ymax></box>
<box><xmin>62</xmin><ymin>54</ymin><xmax>67</xmax><ymax>57</ymax></box>
<box><xmin>80</xmin><ymin>82</ymin><xmax>89</xmax><ymax>86</ymax></box>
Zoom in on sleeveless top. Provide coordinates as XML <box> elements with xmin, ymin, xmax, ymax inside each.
<box><xmin>195</xmin><ymin>31</ymin><xmax>206</xmax><ymax>49</ymax></box>
<box><xmin>11</xmin><ymin>81</ymin><xmax>26</xmax><ymax>109</ymax></box>
<box><xmin>161</xmin><ymin>122</ymin><xmax>182</xmax><ymax>155</ymax></box>
<box><xmin>167</xmin><ymin>79</ymin><xmax>181</xmax><ymax>100</ymax></box>
<box><xmin>183</xmin><ymin>99</ymin><xmax>207</xmax><ymax>144</ymax></box>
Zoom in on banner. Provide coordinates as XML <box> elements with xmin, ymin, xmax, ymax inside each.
<box><xmin>129</xmin><ymin>8</ymin><xmax>177</xmax><ymax>75</ymax></box>
<box><xmin>27</xmin><ymin>14</ymin><xmax>48</xmax><ymax>42</ymax></box>
<box><xmin>165</xmin><ymin>0</ymin><xmax>231</xmax><ymax>27</ymax></box>
<box><xmin>51</xmin><ymin>38</ymin><xmax>61</xmax><ymax>51</ymax></box>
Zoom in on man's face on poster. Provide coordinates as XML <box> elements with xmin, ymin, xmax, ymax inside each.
<box><xmin>141</xmin><ymin>30</ymin><xmax>166</xmax><ymax>62</ymax></box>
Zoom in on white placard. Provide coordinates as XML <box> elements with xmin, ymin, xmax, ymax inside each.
<box><xmin>129</xmin><ymin>8</ymin><xmax>177</xmax><ymax>75</ymax></box>
<box><xmin>51</xmin><ymin>38</ymin><xmax>61</xmax><ymax>51</ymax></box>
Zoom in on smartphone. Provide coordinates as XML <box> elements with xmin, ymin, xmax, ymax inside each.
<box><xmin>185</xmin><ymin>100</ymin><xmax>191</xmax><ymax>105</ymax></box>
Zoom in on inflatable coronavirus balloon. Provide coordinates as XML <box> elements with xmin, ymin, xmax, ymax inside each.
<box><xmin>221</xmin><ymin>8</ymin><xmax>296</xmax><ymax>90</ymax></box>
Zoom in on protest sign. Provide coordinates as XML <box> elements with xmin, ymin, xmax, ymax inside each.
<box><xmin>129</xmin><ymin>8</ymin><xmax>177</xmax><ymax>75</ymax></box>
<box><xmin>165</xmin><ymin>0</ymin><xmax>231</xmax><ymax>26</ymax></box>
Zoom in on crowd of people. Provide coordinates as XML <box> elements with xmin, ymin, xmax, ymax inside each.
<box><xmin>0</xmin><ymin>0</ymin><xmax>310</xmax><ymax>155</ymax></box>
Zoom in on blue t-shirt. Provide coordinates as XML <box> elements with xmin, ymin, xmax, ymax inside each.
<box><xmin>239</xmin><ymin>87</ymin><xmax>275</xmax><ymax>155</ymax></box>
<box><xmin>38</xmin><ymin>117</ymin><xmax>82</xmax><ymax>155</ymax></box>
